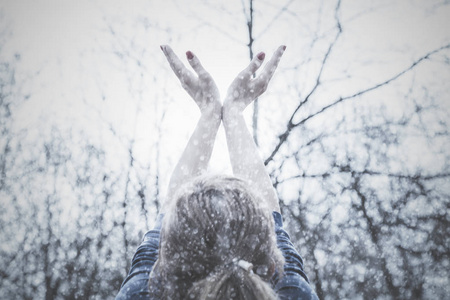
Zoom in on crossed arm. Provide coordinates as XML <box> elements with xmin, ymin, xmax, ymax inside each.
<box><xmin>161</xmin><ymin>45</ymin><xmax>286</xmax><ymax>213</ymax></box>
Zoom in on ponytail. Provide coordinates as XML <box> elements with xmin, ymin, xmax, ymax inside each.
<box><xmin>187</xmin><ymin>260</ymin><xmax>278</xmax><ymax>300</ymax></box>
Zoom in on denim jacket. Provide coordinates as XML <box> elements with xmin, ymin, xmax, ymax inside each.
<box><xmin>116</xmin><ymin>212</ymin><xmax>318</xmax><ymax>300</ymax></box>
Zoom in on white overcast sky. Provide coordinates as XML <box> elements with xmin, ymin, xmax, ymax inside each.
<box><xmin>2</xmin><ymin>0</ymin><xmax>449</xmax><ymax>189</ymax></box>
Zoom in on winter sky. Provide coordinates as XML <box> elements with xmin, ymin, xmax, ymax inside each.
<box><xmin>2</xmin><ymin>0</ymin><xmax>449</xmax><ymax>191</ymax></box>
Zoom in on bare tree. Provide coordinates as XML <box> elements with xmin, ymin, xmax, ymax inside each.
<box><xmin>2</xmin><ymin>1</ymin><xmax>449</xmax><ymax>299</ymax></box>
<box><xmin>264</xmin><ymin>3</ymin><xmax>449</xmax><ymax>298</ymax></box>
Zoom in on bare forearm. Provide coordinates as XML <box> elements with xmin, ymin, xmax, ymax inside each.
<box><xmin>223</xmin><ymin>107</ymin><xmax>280</xmax><ymax>212</ymax></box>
<box><xmin>168</xmin><ymin>111</ymin><xmax>221</xmax><ymax>184</ymax></box>
<box><xmin>165</xmin><ymin>108</ymin><xmax>221</xmax><ymax>207</ymax></box>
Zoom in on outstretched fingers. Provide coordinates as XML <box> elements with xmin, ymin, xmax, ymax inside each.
<box><xmin>186</xmin><ymin>51</ymin><xmax>209</xmax><ymax>78</ymax></box>
<box><xmin>236</xmin><ymin>52</ymin><xmax>266</xmax><ymax>82</ymax></box>
<box><xmin>161</xmin><ymin>45</ymin><xmax>196</xmax><ymax>87</ymax></box>
<box><xmin>254</xmin><ymin>45</ymin><xmax>286</xmax><ymax>87</ymax></box>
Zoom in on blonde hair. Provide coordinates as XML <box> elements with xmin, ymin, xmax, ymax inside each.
<box><xmin>149</xmin><ymin>175</ymin><xmax>284</xmax><ymax>299</ymax></box>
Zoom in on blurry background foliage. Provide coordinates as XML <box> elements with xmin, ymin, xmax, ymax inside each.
<box><xmin>0</xmin><ymin>0</ymin><xmax>449</xmax><ymax>299</ymax></box>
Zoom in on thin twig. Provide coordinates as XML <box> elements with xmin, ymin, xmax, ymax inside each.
<box><xmin>265</xmin><ymin>41</ymin><xmax>450</xmax><ymax>165</ymax></box>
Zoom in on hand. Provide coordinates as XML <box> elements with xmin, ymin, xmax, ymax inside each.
<box><xmin>223</xmin><ymin>45</ymin><xmax>286</xmax><ymax>114</ymax></box>
<box><xmin>161</xmin><ymin>45</ymin><xmax>221</xmax><ymax>115</ymax></box>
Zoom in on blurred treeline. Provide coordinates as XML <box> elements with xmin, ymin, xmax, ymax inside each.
<box><xmin>1</xmin><ymin>0</ymin><xmax>449</xmax><ymax>299</ymax></box>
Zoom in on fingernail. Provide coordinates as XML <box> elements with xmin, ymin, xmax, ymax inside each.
<box><xmin>186</xmin><ymin>51</ymin><xmax>194</xmax><ymax>60</ymax></box>
<box><xmin>257</xmin><ymin>52</ymin><xmax>265</xmax><ymax>60</ymax></box>
<box><xmin>282</xmin><ymin>45</ymin><xmax>286</xmax><ymax>51</ymax></box>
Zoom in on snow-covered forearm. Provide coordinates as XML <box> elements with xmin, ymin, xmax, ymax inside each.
<box><xmin>222</xmin><ymin>106</ymin><xmax>280</xmax><ymax>212</ymax></box>
<box><xmin>164</xmin><ymin>106</ymin><xmax>221</xmax><ymax>211</ymax></box>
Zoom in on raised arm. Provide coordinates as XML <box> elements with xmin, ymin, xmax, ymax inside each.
<box><xmin>222</xmin><ymin>45</ymin><xmax>286</xmax><ymax>212</ymax></box>
<box><xmin>160</xmin><ymin>45</ymin><xmax>221</xmax><ymax>211</ymax></box>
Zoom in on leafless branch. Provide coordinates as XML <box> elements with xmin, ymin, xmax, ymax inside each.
<box><xmin>278</xmin><ymin>168</ymin><xmax>450</xmax><ymax>184</ymax></box>
<box><xmin>265</xmin><ymin>42</ymin><xmax>450</xmax><ymax>165</ymax></box>
<box><xmin>265</xmin><ymin>0</ymin><xmax>342</xmax><ymax>165</ymax></box>
<box><xmin>255</xmin><ymin>0</ymin><xmax>296</xmax><ymax>39</ymax></box>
